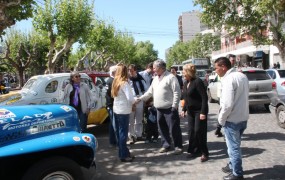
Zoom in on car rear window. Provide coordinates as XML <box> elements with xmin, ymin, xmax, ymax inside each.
<box><xmin>278</xmin><ymin>70</ymin><xmax>285</xmax><ymax>78</ymax></box>
<box><xmin>242</xmin><ymin>71</ymin><xmax>271</xmax><ymax>81</ymax></box>
<box><xmin>196</xmin><ymin>71</ymin><xmax>206</xmax><ymax>77</ymax></box>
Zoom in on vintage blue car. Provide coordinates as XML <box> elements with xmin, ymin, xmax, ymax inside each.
<box><xmin>0</xmin><ymin>104</ymin><xmax>97</xmax><ymax>180</ymax></box>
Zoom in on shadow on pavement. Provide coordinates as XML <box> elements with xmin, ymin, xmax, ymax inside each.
<box><xmin>245</xmin><ymin>165</ymin><xmax>285</xmax><ymax>180</ymax></box>
<box><xmin>243</xmin><ymin>132</ymin><xmax>285</xmax><ymax>141</ymax></box>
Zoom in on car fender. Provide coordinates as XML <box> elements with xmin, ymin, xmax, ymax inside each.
<box><xmin>0</xmin><ymin>131</ymin><xmax>97</xmax><ymax>157</ymax></box>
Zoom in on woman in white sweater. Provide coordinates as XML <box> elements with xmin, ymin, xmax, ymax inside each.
<box><xmin>111</xmin><ymin>63</ymin><xmax>136</xmax><ymax>162</ymax></box>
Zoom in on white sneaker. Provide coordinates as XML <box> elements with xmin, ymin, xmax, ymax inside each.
<box><xmin>173</xmin><ymin>147</ymin><xmax>183</xmax><ymax>155</ymax></box>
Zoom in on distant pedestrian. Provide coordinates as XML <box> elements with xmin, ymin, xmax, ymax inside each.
<box><xmin>112</xmin><ymin>63</ymin><xmax>136</xmax><ymax>162</ymax></box>
<box><xmin>63</xmin><ymin>71</ymin><xmax>93</xmax><ymax>132</ymax></box>
<box><xmin>139</xmin><ymin>62</ymin><xmax>154</xmax><ymax>90</ymax></box>
<box><xmin>180</xmin><ymin>63</ymin><xmax>209</xmax><ymax>162</ymax></box>
<box><xmin>106</xmin><ymin>65</ymin><xmax>117</xmax><ymax>148</ymax></box>
<box><xmin>136</xmin><ymin>59</ymin><xmax>183</xmax><ymax>155</ymax></box>
<box><xmin>170</xmin><ymin>66</ymin><xmax>184</xmax><ymax>90</ymax></box>
<box><xmin>273</xmin><ymin>63</ymin><xmax>277</xmax><ymax>69</ymax></box>
<box><xmin>215</xmin><ymin>57</ymin><xmax>249</xmax><ymax>180</ymax></box>
<box><xmin>277</xmin><ymin>62</ymin><xmax>281</xmax><ymax>69</ymax></box>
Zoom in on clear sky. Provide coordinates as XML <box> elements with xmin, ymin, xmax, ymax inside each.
<box><xmin>14</xmin><ymin>0</ymin><xmax>199</xmax><ymax>60</ymax></box>
<box><xmin>94</xmin><ymin>0</ymin><xmax>199</xmax><ymax>60</ymax></box>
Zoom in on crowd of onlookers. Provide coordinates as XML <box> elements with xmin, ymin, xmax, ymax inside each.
<box><xmin>1</xmin><ymin>56</ymin><xmax>248</xmax><ymax>180</ymax></box>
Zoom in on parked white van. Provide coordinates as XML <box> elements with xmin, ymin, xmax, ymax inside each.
<box><xmin>0</xmin><ymin>73</ymin><xmax>107</xmax><ymax>124</ymax></box>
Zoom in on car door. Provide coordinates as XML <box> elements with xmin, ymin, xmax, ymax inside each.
<box><xmin>208</xmin><ymin>75</ymin><xmax>219</xmax><ymax>101</ymax></box>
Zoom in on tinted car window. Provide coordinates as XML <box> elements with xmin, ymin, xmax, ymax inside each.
<box><xmin>45</xmin><ymin>80</ymin><xmax>58</xmax><ymax>93</ymax></box>
<box><xmin>196</xmin><ymin>71</ymin><xmax>206</xmax><ymax>77</ymax></box>
<box><xmin>266</xmin><ymin>70</ymin><xmax>275</xmax><ymax>79</ymax></box>
<box><xmin>243</xmin><ymin>71</ymin><xmax>271</xmax><ymax>81</ymax></box>
<box><xmin>278</xmin><ymin>70</ymin><xmax>285</xmax><ymax>78</ymax></box>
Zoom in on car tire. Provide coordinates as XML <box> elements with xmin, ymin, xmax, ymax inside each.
<box><xmin>277</xmin><ymin>105</ymin><xmax>285</xmax><ymax>129</ymax></box>
<box><xmin>22</xmin><ymin>156</ymin><xmax>83</xmax><ymax>180</ymax></box>
<box><xmin>207</xmin><ymin>90</ymin><xmax>214</xmax><ymax>103</ymax></box>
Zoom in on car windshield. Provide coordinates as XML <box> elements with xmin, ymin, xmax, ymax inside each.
<box><xmin>22</xmin><ymin>79</ymin><xmax>37</xmax><ymax>90</ymax></box>
<box><xmin>278</xmin><ymin>70</ymin><xmax>285</xmax><ymax>78</ymax></box>
<box><xmin>243</xmin><ymin>71</ymin><xmax>271</xmax><ymax>81</ymax></box>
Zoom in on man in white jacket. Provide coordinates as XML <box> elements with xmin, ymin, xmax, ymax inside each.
<box><xmin>215</xmin><ymin>57</ymin><xmax>249</xmax><ymax>180</ymax></box>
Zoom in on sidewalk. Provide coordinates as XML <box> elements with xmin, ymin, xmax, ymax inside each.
<box><xmin>88</xmin><ymin>103</ymin><xmax>285</xmax><ymax>180</ymax></box>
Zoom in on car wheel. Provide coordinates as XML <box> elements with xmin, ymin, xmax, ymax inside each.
<box><xmin>22</xmin><ymin>156</ymin><xmax>83</xmax><ymax>180</ymax></box>
<box><xmin>207</xmin><ymin>90</ymin><xmax>214</xmax><ymax>103</ymax></box>
<box><xmin>277</xmin><ymin>105</ymin><xmax>285</xmax><ymax>129</ymax></box>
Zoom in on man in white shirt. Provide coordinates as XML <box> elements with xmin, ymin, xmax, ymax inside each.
<box><xmin>139</xmin><ymin>62</ymin><xmax>154</xmax><ymax>90</ymax></box>
<box><xmin>215</xmin><ymin>57</ymin><xmax>249</xmax><ymax>180</ymax></box>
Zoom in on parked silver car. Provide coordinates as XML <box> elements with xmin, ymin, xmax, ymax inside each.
<box><xmin>269</xmin><ymin>97</ymin><xmax>285</xmax><ymax>129</ymax></box>
<box><xmin>207</xmin><ymin>68</ymin><xmax>277</xmax><ymax>110</ymax></box>
<box><xmin>266</xmin><ymin>69</ymin><xmax>285</xmax><ymax>98</ymax></box>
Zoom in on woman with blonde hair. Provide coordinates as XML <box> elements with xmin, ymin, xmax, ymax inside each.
<box><xmin>112</xmin><ymin>63</ymin><xmax>136</xmax><ymax>162</ymax></box>
<box><xmin>181</xmin><ymin>63</ymin><xmax>209</xmax><ymax>162</ymax></box>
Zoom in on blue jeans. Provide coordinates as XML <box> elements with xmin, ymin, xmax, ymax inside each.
<box><xmin>107</xmin><ymin>107</ymin><xmax>117</xmax><ymax>145</ymax></box>
<box><xmin>114</xmin><ymin>113</ymin><xmax>131</xmax><ymax>159</ymax></box>
<box><xmin>224</xmin><ymin>121</ymin><xmax>247</xmax><ymax>177</ymax></box>
<box><xmin>78</xmin><ymin>111</ymin><xmax>87</xmax><ymax>133</ymax></box>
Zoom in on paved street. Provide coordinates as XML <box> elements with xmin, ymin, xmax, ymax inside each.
<box><xmin>86</xmin><ymin>103</ymin><xmax>285</xmax><ymax>180</ymax></box>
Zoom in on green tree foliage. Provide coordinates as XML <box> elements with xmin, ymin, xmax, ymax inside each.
<box><xmin>166</xmin><ymin>33</ymin><xmax>220</xmax><ymax>67</ymax></box>
<box><xmin>194</xmin><ymin>0</ymin><xmax>285</xmax><ymax>61</ymax></box>
<box><xmin>74</xmin><ymin>20</ymin><xmax>157</xmax><ymax>71</ymax></box>
<box><xmin>33</xmin><ymin>0</ymin><xmax>94</xmax><ymax>73</ymax></box>
<box><xmin>0</xmin><ymin>29</ymin><xmax>49</xmax><ymax>87</ymax></box>
<box><xmin>0</xmin><ymin>0</ymin><xmax>35</xmax><ymax>37</ymax></box>
<box><xmin>133</xmin><ymin>41</ymin><xmax>158</xmax><ymax>70</ymax></box>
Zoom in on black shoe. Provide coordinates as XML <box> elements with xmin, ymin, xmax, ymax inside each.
<box><xmin>200</xmin><ymin>154</ymin><xmax>208</xmax><ymax>162</ymax></box>
<box><xmin>222</xmin><ymin>164</ymin><xmax>232</xmax><ymax>174</ymax></box>
<box><xmin>120</xmin><ymin>156</ymin><xmax>135</xmax><ymax>162</ymax></box>
<box><xmin>223</xmin><ymin>173</ymin><xmax>244</xmax><ymax>180</ymax></box>
<box><xmin>136</xmin><ymin>137</ymin><xmax>146</xmax><ymax>141</ymax></box>
<box><xmin>215</xmin><ymin>131</ymin><xmax>223</xmax><ymax>137</ymax></box>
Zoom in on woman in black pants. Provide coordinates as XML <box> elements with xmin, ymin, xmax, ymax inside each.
<box><xmin>180</xmin><ymin>64</ymin><xmax>209</xmax><ymax>162</ymax></box>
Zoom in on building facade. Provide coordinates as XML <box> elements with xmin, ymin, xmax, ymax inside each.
<box><xmin>211</xmin><ymin>7</ymin><xmax>284</xmax><ymax>69</ymax></box>
<box><xmin>178</xmin><ymin>11</ymin><xmax>207</xmax><ymax>42</ymax></box>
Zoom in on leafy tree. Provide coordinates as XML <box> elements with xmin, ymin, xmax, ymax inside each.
<box><xmin>0</xmin><ymin>0</ymin><xmax>35</xmax><ymax>37</ymax></box>
<box><xmin>81</xmin><ymin>20</ymin><xmax>117</xmax><ymax>71</ymax></box>
<box><xmin>166</xmin><ymin>41</ymin><xmax>189</xmax><ymax>68</ymax></box>
<box><xmin>166</xmin><ymin>33</ymin><xmax>220</xmax><ymax>67</ymax></box>
<box><xmin>33</xmin><ymin>0</ymin><xmax>94</xmax><ymax>73</ymax></box>
<box><xmin>72</xmin><ymin>19</ymin><xmax>158</xmax><ymax>71</ymax></box>
<box><xmin>133</xmin><ymin>41</ymin><xmax>158</xmax><ymax>70</ymax></box>
<box><xmin>0</xmin><ymin>29</ymin><xmax>48</xmax><ymax>87</ymax></box>
<box><xmin>194</xmin><ymin>0</ymin><xmax>285</xmax><ymax>61</ymax></box>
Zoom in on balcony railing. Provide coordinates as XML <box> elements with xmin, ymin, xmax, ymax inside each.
<box><xmin>212</xmin><ymin>40</ymin><xmax>254</xmax><ymax>55</ymax></box>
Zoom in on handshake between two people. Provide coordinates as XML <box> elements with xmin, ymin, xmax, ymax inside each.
<box><xmin>134</xmin><ymin>97</ymin><xmax>142</xmax><ymax>104</ymax></box>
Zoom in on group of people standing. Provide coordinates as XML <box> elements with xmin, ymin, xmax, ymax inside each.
<box><xmin>64</xmin><ymin>56</ymin><xmax>248</xmax><ymax>180</ymax></box>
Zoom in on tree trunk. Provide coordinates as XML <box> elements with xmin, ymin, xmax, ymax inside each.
<box><xmin>17</xmin><ymin>68</ymin><xmax>25</xmax><ymax>88</ymax></box>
